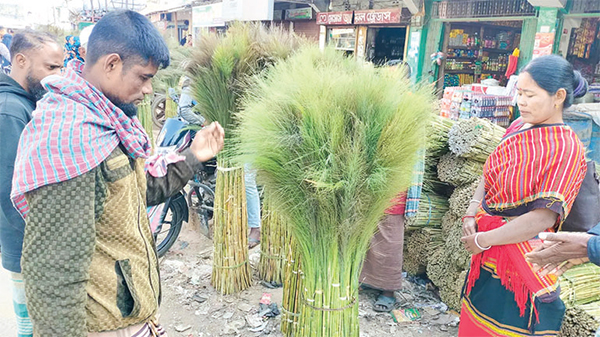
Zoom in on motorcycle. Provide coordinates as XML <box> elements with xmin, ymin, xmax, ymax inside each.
<box><xmin>148</xmin><ymin>113</ymin><xmax>216</xmax><ymax>257</ymax></box>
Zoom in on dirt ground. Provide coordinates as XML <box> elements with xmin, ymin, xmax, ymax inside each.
<box><xmin>157</xmin><ymin>221</ymin><xmax>460</xmax><ymax>337</ymax></box>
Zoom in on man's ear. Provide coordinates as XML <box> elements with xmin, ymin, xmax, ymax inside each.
<box><xmin>13</xmin><ymin>53</ymin><xmax>27</xmax><ymax>68</ymax></box>
<box><xmin>102</xmin><ymin>53</ymin><xmax>123</xmax><ymax>78</ymax></box>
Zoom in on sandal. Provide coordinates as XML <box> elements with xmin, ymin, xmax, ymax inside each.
<box><xmin>373</xmin><ymin>294</ymin><xmax>397</xmax><ymax>312</ymax></box>
<box><xmin>248</xmin><ymin>237</ymin><xmax>260</xmax><ymax>249</ymax></box>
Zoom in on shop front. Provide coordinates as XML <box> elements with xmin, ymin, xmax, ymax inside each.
<box><xmin>317</xmin><ymin>11</ymin><xmax>355</xmax><ymax>56</ymax></box>
<box><xmin>355</xmin><ymin>8</ymin><xmax>412</xmax><ymax>65</ymax></box>
<box><xmin>557</xmin><ymin>0</ymin><xmax>600</xmax><ymax>102</ymax></box>
<box><xmin>430</xmin><ymin>0</ymin><xmax>537</xmax><ymax>89</ymax></box>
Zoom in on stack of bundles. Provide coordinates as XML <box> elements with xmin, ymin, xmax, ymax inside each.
<box><xmin>447</xmin><ymin>117</ymin><xmax>506</xmax><ymax>162</ymax></box>
<box><xmin>559</xmin><ymin>263</ymin><xmax>600</xmax><ymax>336</ymax></box>
<box><xmin>404</xmin><ymin>192</ymin><xmax>449</xmax><ymax>231</ymax></box>
<box><xmin>403</xmin><ymin>228</ymin><xmax>443</xmax><ymax>276</ymax></box>
<box><xmin>448</xmin><ymin>180</ymin><xmax>480</xmax><ymax>218</ymax></box>
<box><xmin>441</xmin><ymin>211</ymin><xmax>461</xmax><ymax>236</ymax></box>
<box><xmin>437</xmin><ymin>153</ymin><xmax>483</xmax><ymax>187</ymax></box>
<box><xmin>427</xmin><ymin>246</ymin><xmax>464</xmax><ymax>310</ymax></box>
<box><xmin>422</xmin><ymin>117</ymin><xmax>455</xmax><ymax>196</ymax></box>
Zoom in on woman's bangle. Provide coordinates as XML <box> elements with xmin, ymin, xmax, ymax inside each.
<box><xmin>474</xmin><ymin>232</ymin><xmax>491</xmax><ymax>251</ymax></box>
<box><xmin>462</xmin><ymin>215</ymin><xmax>475</xmax><ymax>222</ymax></box>
<box><xmin>470</xmin><ymin>199</ymin><xmax>481</xmax><ymax>204</ymax></box>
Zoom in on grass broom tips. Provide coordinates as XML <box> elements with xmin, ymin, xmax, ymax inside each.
<box><xmin>236</xmin><ymin>47</ymin><xmax>435</xmax><ymax>337</ymax></box>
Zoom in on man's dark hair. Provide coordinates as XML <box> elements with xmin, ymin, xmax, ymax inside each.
<box><xmin>87</xmin><ymin>10</ymin><xmax>170</xmax><ymax>69</ymax></box>
<box><xmin>9</xmin><ymin>30</ymin><xmax>57</xmax><ymax>61</ymax></box>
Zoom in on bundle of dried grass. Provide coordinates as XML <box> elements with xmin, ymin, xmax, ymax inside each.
<box><xmin>281</xmin><ymin>236</ymin><xmax>303</xmax><ymax>336</ymax></box>
<box><xmin>441</xmin><ymin>211</ymin><xmax>461</xmax><ymax>237</ymax></box>
<box><xmin>404</xmin><ymin>228</ymin><xmax>444</xmax><ymax>276</ymax></box>
<box><xmin>448</xmin><ymin>179</ymin><xmax>480</xmax><ymax>218</ymax></box>
<box><xmin>427</xmin><ymin>116</ymin><xmax>455</xmax><ymax>157</ymax></box>
<box><xmin>560</xmin><ymin>263</ymin><xmax>600</xmax><ymax>307</ymax></box>
<box><xmin>448</xmin><ymin>117</ymin><xmax>505</xmax><ymax>162</ymax></box>
<box><xmin>404</xmin><ymin>192</ymin><xmax>450</xmax><ymax>230</ymax></box>
<box><xmin>559</xmin><ymin>304</ymin><xmax>600</xmax><ymax>337</ymax></box>
<box><xmin>437</xmin><ymin>153</ymin><xmax>483</xmax><ymax>187</ymax></box>
<box><xmin>403</xmin><ymin>230</ymin><xmax>427</xmax><ymax>276</ymax></box>
<box><xmin>444</xmin><ymin>224</ymin><xmax>471</xmax><ymax>271</ymax></box>
<box><xmin>258</xmin><ymin>197</ymin><xmax>289</xmax><ymax>284</ymax></box>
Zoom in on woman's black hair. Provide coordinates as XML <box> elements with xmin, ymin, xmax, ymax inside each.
<box><xmin>521</xmin><ymin>54</ymin><xmax>588</xmax><ymax>109</ymax></box>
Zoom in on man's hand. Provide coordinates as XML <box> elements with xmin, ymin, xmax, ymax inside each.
<box><xmin>525</xmin><ymin>232</ymin><xmax>592</xmax><ymax>276</ymax></box>
<box><xmin>190</xmin><ymin>122</ymin><xmax>225</xmax><ymax>162</ymax></box>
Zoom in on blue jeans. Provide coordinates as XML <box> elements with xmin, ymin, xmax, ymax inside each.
<box><xmin>244</xmin><ymin>164</ymin><xmax>261</xmax><ymax>229</ymax></box>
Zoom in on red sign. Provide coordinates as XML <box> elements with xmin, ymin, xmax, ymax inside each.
<box><xmin>316</xmin><ymin>11</ymin><xmax>353</xmax><ymax>25</ymax></box>
<box><xmin>354</xmin><ymin>8</ymin><xmax>402</xmax><ymax>25</ymax></box>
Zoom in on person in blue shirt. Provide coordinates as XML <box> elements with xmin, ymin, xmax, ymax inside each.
<box><xmin>525</xmin><ymin>225</ymin><xmax>600</xmax><ymax>274</ymax></box>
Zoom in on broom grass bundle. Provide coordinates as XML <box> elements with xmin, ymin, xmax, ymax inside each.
<box><xmin>441</xmin><ymin>211</ymin><xmax>461</xmax><ymax>236</ymax></box>
<box><xmin>423</xmin><ymin>161</ymin><xmax>453</xmax><ymax>196</ymax></box>
<box><xmin>437</xmin><ymin>153</ymin><xmax>483</xmax><ymax>187</ymax></box>
<box><xmin>448</xmin><ymin>117</ymin><xmax>505</xmax><ymax>162</ymax></box>
<box><xmin>560</xmin><ymin>263</ymin><xmax>600</xmax><ymax>307</ymax></box>
<box><xmin>403</xmin><ymin>228</ymin><xmax>443</xmax><ymax>275</ymax></box>
<box><xmin>137</xmin><ymin>96</ymin><xmax>154</xmax><ymax>147</ymax></box>
<box><xmin>236</xmin><ymin>47</ymin><xmax>434</xmax><ymax>337</ymax></box>
<box><xmin>427</xmin><ymin>115</ymin><xmax>455</xmax><ymax>157</ymax></box>
<box><xmin>560</xmin><ymin>304</ymin><xmax>600</xmax><ymax>337</ymax></box>
<box><xmin>444</xmin><ymin>224</ymin><xmax>471</xmax><ymax>271</ymax></box>
<box><xmin>281</xmin><ymin>235</ymin><xmax>303</xmax><ymax>336</ymax></box>
<box><xmin>210</xmin><ymin>164</ymin><xmax>251</xmax><ymax>294</ymax></box>
<box><xmin>258</xmin><ymin>195</ymin><xmax>289</xmax><ymax>284</ymax></box>
<box><xmin>186</xmin><ymin>23</ymin><xmax>302</xmax><ymax>294</ymax></box>
<box><xmin>404</xmin><ymin>192</ymin><xmax>449</xmax><ymax>230</ymax></box>
<box><xmin>448</xmin><ymin>179</ymin><xmax>480</xmax><ymax>218</ymax></box>
<box><xmin>153</xmin><ymin>45</ymin><xmax>193</xmax><ymax>119</ymax></box>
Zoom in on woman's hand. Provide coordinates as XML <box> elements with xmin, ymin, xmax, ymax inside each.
<box><xmin>462</xmin><ymin>217</ymin><xmax>477</xmax><ymax>236</ymax></box>
<box><xmin>461</xmin><ymin>232</ymin><xmax>487</xmax><ymax>255</ymax></box>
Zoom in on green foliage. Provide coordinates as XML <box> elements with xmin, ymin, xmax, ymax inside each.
<box><xmin>186</xmin><ymin>22</ymin><xmax>304</xmax><ymax>143</ymax></box>
<box><xmin>152</xmin><ymin>45</ymin><xmax>193</xmax><ymax>94</ymax></box>
<box><xmin>236</xmin><ymin>47</ymin><xmax>435</xmax><ymax>336</ymax></box>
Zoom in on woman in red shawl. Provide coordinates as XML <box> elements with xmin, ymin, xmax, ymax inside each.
<box><xmin>458</xmin><ymin>55</ymin><xmax>589</xmax><ymax>336</ymax></box>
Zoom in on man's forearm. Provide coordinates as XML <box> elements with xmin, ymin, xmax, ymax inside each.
<box><xmin>146</xmin><ymin>149</ymin><xmax>204</xmax><ymax>206</ymax></box>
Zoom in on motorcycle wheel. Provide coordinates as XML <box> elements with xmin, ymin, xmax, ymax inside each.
<box><xmin>154</xmin><ymin>196</ymin><xmax>186</xmax><ymax>257</ymax></box>
<box><xmin>187</xmin><ymin>185</ymin><xmax>214</xmax><ymax>239</ymax></box>
<box><xmin>151</xmin><ymin>94</ymin><xmax>167</xmax><ymax>129</ymax></box>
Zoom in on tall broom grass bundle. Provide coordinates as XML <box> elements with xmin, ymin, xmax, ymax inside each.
<box><xmin>235</xmin><ymin>47</ymin><xmax>434</xmax><ymax>337</ymax></box>
<box><xmin>153</xmin><ymin>45</ymin><xmax>193</xmax><ymax>119</ymax></box>
<box><xmin>281</xmin><ymin>234</ymin><xmax>303</xmax><ymax>336</ymax></box>
<box><xmin>448</xmin><ymin>117</ymin><xmax>505</xmax><ymax>162</ymax></box>
<box><xmin>186</xmin><ymin>23</ymin><xmax>303</xmax><ymax>294</ymax></box>
<box><xmin>437</xmin><ymin>153</ymin><xmax>483</xmax><ymax>187</ymax></box>
<box><xmin>258</xmin><ymin>195</ymin><xmax>290</xmax><ymax>284</ymax></box>
<box><xmin>404</xmin><ymin>192</ymin><xmax>449</xmax><ymax>230</ymax></box>
<box><xmin>137</xmin><ymin>96</ymin><xmax>154</xmax><ymax>147</ymax></box>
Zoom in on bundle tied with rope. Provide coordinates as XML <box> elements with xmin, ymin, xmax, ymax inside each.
<box><xmin>404</xmin><ymin>192</ymin><xmax>449</xmax><ymax>231</ymax></box>
<box><xmin>437</xmin><ymin>153</ymin><xmax>483</xmax><ymax>187</ymax></box>
<box><xmin>403</xmin><ymin>227</ymin><xmax>443</xmax><ymax>276</ymax></box>
<box><xmin>558</xmin><ymin>263</ymin><xmax>600</xmax><ymax>336</ymax></box>
<box><xmin>448</xmin><ymin>117</ymin><xmax>506</xmax><ymax>162</ymax></box>
<box><xmin>258</xmin><ymin>195</ymin><xmax>290</xmax><ymax>285</ymax></box>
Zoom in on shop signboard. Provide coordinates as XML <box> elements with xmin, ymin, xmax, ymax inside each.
<box><xmin>316</xmin><ymin>11</ymin><xmax>353</xmax><ymax>25</ymax></box>
<box><xmin>354</xmin><ymin>8</ymin><xmax>402</xmax><ymax>25</ymax></box>
<box><xmin>222</xmin><ymin>0</ymin><xmax>274</xmax><ymax>21</ymax></box>
<box><xmin>285</xmin><ymin>7</ymin><xmax>313</xmax><ymax>20</ymax></box>
<box><xmin>192</xmin><ymin>3</ymin><xmax>225</xmax><ymax>28</ymax></box>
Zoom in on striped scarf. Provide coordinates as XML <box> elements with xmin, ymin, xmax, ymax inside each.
<box><xmin>11</xmin><ymin>59</ymin><xmax>151</xmax><ymax>218</ymax></box>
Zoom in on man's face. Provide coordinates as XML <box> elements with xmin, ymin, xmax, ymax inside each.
<box><xmin>103</xmin><ymin>59</ymin><xmax>157</xmax><ymax>117</ymax></box>
<box><xmin>24</xmin><ymin>42</ymin><xmax>63</xmax><ymax>100</ymax></box>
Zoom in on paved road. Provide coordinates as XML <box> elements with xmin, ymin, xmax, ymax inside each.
<box><xmin>0</xmin><ymin>255</ymin><xmax>18</xmax><ymax>336</ymax></box>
